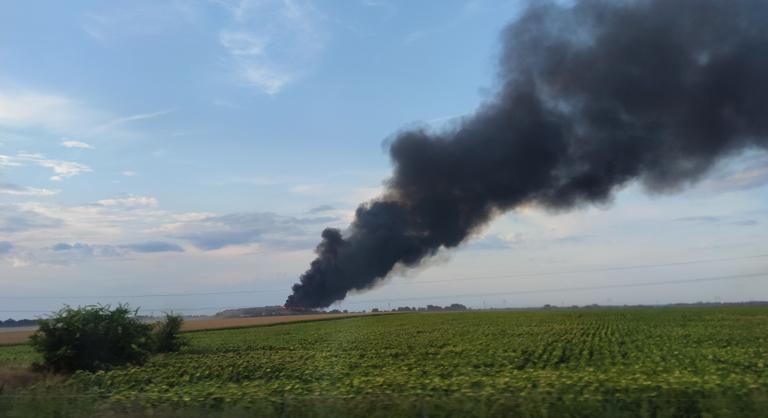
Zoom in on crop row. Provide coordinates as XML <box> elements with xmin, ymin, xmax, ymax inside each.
<box><xmin>66</xmin><ymin>307</ymin><xmax>768</xmax><ymax>415</ymax></box>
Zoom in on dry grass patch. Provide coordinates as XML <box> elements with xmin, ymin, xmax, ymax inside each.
<box><xmin>0</xmin><ymin>313</ymin><xmax>369</xmax><ymax>346</ymax></box>
<box><xmin>0</xmin><ymin>331</ymin><xmax>35</xmax><ymax>346</ymax></box>
<box><xmin>0</xmin><ymin>368</ymin><xmax>47</xmax><ymax>392</ymax></box>
<box><xmin>181</xmin><ymin>313</ymin><xmax>364</xmax><ymax>331</ymax></box>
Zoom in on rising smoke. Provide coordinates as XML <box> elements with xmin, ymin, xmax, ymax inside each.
<box><xmin>286</xmin><ymin>0</ymin><xmax>768</xmax><ymax>308</ymax></box>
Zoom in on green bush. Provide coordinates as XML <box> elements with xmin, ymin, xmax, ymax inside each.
<box><xmin>30</xmin><ymin>305</ymin><xmax>153</xmax><ymax>373</ymax></box>
<box><xmin>153</xmin><ymin>313</ymin><xmax>187</xmax><ymax>353</ymax></box>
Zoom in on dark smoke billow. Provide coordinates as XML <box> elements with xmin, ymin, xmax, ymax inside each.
<box><xmin>286</xmin><ymin>0</ymin><xmax>768</xmax><ymax>309</ymax></box>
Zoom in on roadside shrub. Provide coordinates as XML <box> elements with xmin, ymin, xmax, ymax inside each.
<box><xmin>30</xmin><ymin>305</ymin><xmax>153</xmax><ymax>373</ymax></box>
<box><xmin>153</xmin><ymin>313</ymin><xmax>187</xmax><ymax>353</ymax></box>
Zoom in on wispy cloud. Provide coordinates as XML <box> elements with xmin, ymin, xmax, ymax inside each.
<box><xmin>7</xmin><ymin>240</ymin><xmax>184</xmax><ymax>266</ymax></box>
<box><xmin>1</xmin><ymin>152</ymin><xmax>92</xmax><ymax>181</ymax></box>
<box><xmin>464</xmin><ymin>233</ymin><xmax>521</xmax><ymax>251</ymax></box>
<box><xmin>50</xmin><ymin>242</ymin><xmax>122</xmax><ymax>257</ymax></box>
<box><xmin>700</xmin><ymin>153</ymin><xmax>768</xmax><ymax>193</ymax></box>
<box><xmin>0</xmin><ymin>87</ymin><xmax>166</xmax><ymax>141</ymax></box>
<box><xmin>361</xmin><ymin>0</ymin><xmax>393</xmax><ymax>7</ymax></box>
<box><xmin>81</xmin><ymin>24</ymin><xmax>105</xmax><ymax>41</ymax></box>
<box><xmin>0</xmin><ymin>90</ymin><xmax>100</xmax><ymax>134</ymax></box>
<box><xmin>0</xmin><ymin>197</ymin><xmax>182</xmax><ymax>266</ymax></box>
<box><xmin>0</xmin><ymin>205</ymin><xmax>63</xmax><ymax>233</ymax></box>
<box><xmin>61</xmin><ymin>139</ymin><xmax>94</xmax><ymax>149</ymax></box>
<box><xmin>239</xmin><ymin>65</ymin><xmax>295</xmax><ymax>95</ymax></box>
<box><xmin>0</xmin><ymin>183</ymin><xmax>59</xmax><ymax>197</ymax></box>
<box><xmin>119</xmin><ymin>241</ymin><xmax>184</xmax><ymax>253</ymax></box>
<box><xmin>219</xmin><ymin>30</ymin><xmax>267</xmax><ymax>56</ymax></box>
<box><xmin>0</xmin><ymin>194</ymin><xmax>340</xmax><ymax>267</ymax></box>
<box><xmin>212</xmin><ymin>99</ymin><xmax>240</xmax><ymax>109</ymax></box>
<box><xmin>426</xmin><ymin>113</ymin><xmax>469</xmax><ymax>130</ymax></box>
<box><xmin>4</xmin><ymin>198</ymin><xmax>167</xmax><ymax>244</ymax></box>
<box><xmin>81</xmin><ymin>3</ymin><xmax>198</xmax><ymax>42</ymax></box>
<box><xmin>95</xmin><ymin>195</ymin><xmax>158</xmax><ymax>208</ymax></box>
<box><xmin>674</xmin><ymin>216</ymin><xmax>721</xmax><ymax>223</ymax></box>
<box><xmin>170</xmin><ymin>211</ymin><xmax>339</xmax><ymax>250</ymax></box>
<box><xmin>0</xmin><ymin>92</ymin><xmax>69</xmax><ymax>124</ymax></box>
<box><xmin>93</xmin><ymin>108</ymin><xmax>174</xmax><ymax>133</ymax></box>
<box><xmin>672</xmin><ymin>214</ymin><xmax>759</xmax><ymax>228</ymax></box>
<box><xmin>730</xmin><ymin>219</ymin><xmax>758</xmax><ymax>226</ymax></box>
<box><xmin>0</xmin><ymin>155</ymin><xmax>21</xmax><ymax>168</ymax></box>
<box><xmin>210</xmin><ymin>0</ymin><xmax>252</xmax><ymax>23</ymax></box>
<box><xmin>289</xmin><ymin>183</ymin><xmax>327</xmax><ymax>195</ymax></box>
<box><xmin>52</xmin><ymin>241</ymin><xmax>183</xmax><ymax>255</ymax></box>
<box><xmin>216</xmin><ymin>0</ymin><xmax>327</xmax><ymax>94</ymax></box>
<box><xmin>308</xmin><ymin>204</ymin><xmax>335</xmax><ymax>213</ymax></box>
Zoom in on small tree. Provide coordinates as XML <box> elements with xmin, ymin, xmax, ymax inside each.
<box><xmin>153</xmin><ymin>313</ymin><xmax>187</xmax><ymax>353</ymax></box>
<box><xmin>31</xmin><ymin>305</ymin><xmax>153</xmax><ymax>373</ymax></box>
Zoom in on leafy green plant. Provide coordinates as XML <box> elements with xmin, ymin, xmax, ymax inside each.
<box><xmin>7</xmin><ymin>307</ymin><xmax>768</xmax><ymax>417</ymax></box>
<box><xmin>153</xmin><ymin>313</ymin><xmax>187</xmax><ymax>353</ymax></box>
<box><xmin>30</xmin><ymin>305</ymin><xmax>153</xmax><ymax>373</ymax></box>
<box><xmin>68</xmin><ymin>308</ymin><xmax>768</xmax><ymax>416</ymax></box>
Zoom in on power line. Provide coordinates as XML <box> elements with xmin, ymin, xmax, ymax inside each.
<box><xmin>1</xmin><ymin>253</ymin><xmax>766</xmax><ymax>301</ymax></box>
<box><xmin>393</xmin><ymin>253</ymin><xmax>768</xmax><ymax>286</ymax></box>
<box><xmin>0</xmin><ymin>271</ymin><xmax>764</xmax><ymax>314</ymax></box>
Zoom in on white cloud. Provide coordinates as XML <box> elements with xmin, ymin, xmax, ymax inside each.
<box><xmin>219</xmin><ymin>30</ymin><xmax>267</xmax><ymax>56</ymax></box>
<box><xmin>212</xmin><ymin>98</ymin><xmax>240</xmax><ymax>109</ymax></box>
<box><xmin>289</xmin><ymin>183</ymin><xmax>327</xmax><ymax>195</ymax></box>
<box><xmin>0</xmin><ymin>155</ymin><xmax>22</xmax><ymax>168</ymax></box>
<box><xmin>1</xmin><ymin>152</ymin><xmax>92</xmax><ymax>181</ymax></box>
<box><xmin>0</xmin><ymin>198</ymin><xmax>175</xmax><ymax>266</ymax></box>
<box><xmin>24</xmin><ymin>154</ymin><xmax>91</xmax><ymax>181</ymax></box>
<box><xmin>5</xmin><ymin>240</ymin><xmax>184</xmax><ymax>267</ymax></box>
<box><xmin>61</xmin><ymin>140</ymin><xmax>94</xmax><ymax>149</ymax></box>
<box><xmin>240</xmin><ymin>65</ymin><xmax>295</xmax><ymax>95</ymax></box>
<box><xmin>216</xmin><ymin>0</ymin><xmax>327</xmax><ymax>94</ymax></box>
<box><xmin>81</xmin><ymin>24</ymin><xmax>105</xmax><ymax>41</ymax></box>
<box><xmin>168</xmin><ymin>211</ymin><xmax>339</xmax><ymax>251</ymax></box>
<box><xmin>0</xmin><ymin>86</ymin><xmax>168</xmax><ymax>141</ymax></box>
<box><xmin>701</xmin><ymin>153</ymin><xmax>768</xmax><ymax>193</ymax></box>
<box><xmin>347</xmin><ymin>185</ymin><xmax>385</xmax><ymax>204</ymax></box>
<box><xmin>362</xmin><ymin>0</ymin><xmax>392</xmax><ymax>6</ymax></box>
<box><xmin>81</xmin><ymin>3</ymin><xmax>198</xmax><ymax>42</ymax></box>
<box><xmin>152</xmin><ymin>211</ymin><xmax>217</xmax><ymax>233</ymax></box>
<box><xmin>0</xmin><ymin>193</ymin><xmax>340</xmax><ymax>268</ymax></box>
<box><xmin>0</xmin><ymin>183</ymin><xmax>59</xmax><ymax>197</ymax></box>
<box><xmin>95</xmin><ymin>195</ymin><xmax>158</xmax><ymax>208</ymax></box>
<box><xmin>464</xmin><ymin>232</ymin><xmax>524</xmax><ymax>251</ymax></box>
<box><xmin>122</xmin><ymin>170</ymin><xmax>137</xmax><ymax>177</ymax></box>
<box><xmin>93</xmin><ymin>108</ymin><xmax>174</xmax><ymax>133</ymax></box>
<box><xmin>0</xmin><ymin>91</ymin><xmax>100</xmax><ymax>134</ymax></box>
<box><xmin>210</xmin><ymin>0</ymin><xmax>252</xmax><ymax>23</ymax></box>
<box><xmin>0</xmin><ymin>92</ymin><xmax>69</xmax><ymax>123</ymax></box>
<box><xmin>0</xmin><ymin>204</ymin><xmax>63</xmax><ymax>233</ymax></box>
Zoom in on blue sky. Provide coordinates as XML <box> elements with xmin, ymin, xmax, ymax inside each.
<box><xmin>1</xmin><ymin>0</ymin><xmax>767</xmax><ymax>318</ymax></box>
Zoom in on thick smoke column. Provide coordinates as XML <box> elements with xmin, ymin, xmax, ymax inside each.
<box><xmin>286</xmin><ymin>0</ymin><xmax>768</xmax><ymax>308</ymax></box>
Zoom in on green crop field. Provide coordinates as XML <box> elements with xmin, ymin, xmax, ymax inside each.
<box><xmin>2</xmin><ymin>307</ymin><xmax>768</xmax><ymax>417</ymax></box>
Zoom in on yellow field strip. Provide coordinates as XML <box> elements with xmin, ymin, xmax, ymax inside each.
<box><xmin>0</xmin><ymin>313</ymin><xmax>368</xmax><ymax>346</ymax></box>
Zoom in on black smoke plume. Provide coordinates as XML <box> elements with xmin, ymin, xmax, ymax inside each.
<box><xmin>286</xmin><ymin>0</ymin><xmax>768</xmax><ymax>308</ymax></box>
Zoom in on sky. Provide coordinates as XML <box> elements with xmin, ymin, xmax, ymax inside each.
<box><xmin>0</xmin><ymin>0</ymin><xmax>767</xmax><ymax>319</ymax></box>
